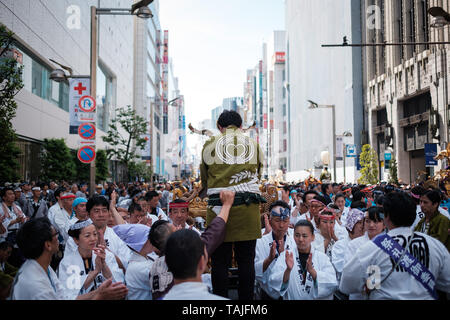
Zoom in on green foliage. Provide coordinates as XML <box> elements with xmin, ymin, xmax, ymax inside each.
<box><xmin>41</xmin><ymin>138</ymin><xmax>76</xmax><ymax>182</ymax></box>
<box><xmin>102</xmin><ymin>105</ymin><xmax>147</xmax><ymax>167</ymax></box>
<box><xmin>0</xmin><ymin>126</ymin><xmax>21</xmax><ymax>182</ymax></box>
<box><xmin>128</xmin><ymin>161</ymin><xmax>152</xmax><ymax>182</ymax></box>
<box><xmin>71</xmin><ymin>149</ymin><xmax>109</xmax><ymax>183</ymax></box>
<box><xmin>0</xmin><ymin>24</ymin><xmax>23</xmax><ymax>182</ymax></box>
<box><xmin>95</xmin><ymin>149</ymin><xmax>109</xmax><ymax>182</ymax></box>
<box><xmin>358</xmin><ymin>144</ymin><xmax>379</xmax><ymax>185</ymax></box>
<box><xmin>388</xmin><ymin>156</ymin><xmax>399</xmax><ymax>185</ymax></box>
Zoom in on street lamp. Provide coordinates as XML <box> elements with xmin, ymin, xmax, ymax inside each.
<box><xmin>168</xmin><ymin>97</ymin><xmax>182</xmax><ymax>107</ymax></box>
<box><xmin>49</xmin><ymin>58</ymin><xmax>89</xmax><ymax>82</ymax></box>
<box><xmin>87</xmin><ymin>0</ymin><xmax>154</xmax><ymax>195</ymax></box>
<box><xmin>308</xmin><ymin>100</ymin><xmax>337</xmax><ymax>182</ymax></box>
<box><xmin>428</xmin><ymin>7</ymin><xmax>450</xmax><ymax>28</ymax></box>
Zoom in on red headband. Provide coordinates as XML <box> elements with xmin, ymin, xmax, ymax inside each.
<box><xmin>60</xmin><ymin>194</ymin><xmax>76</xmax><ymax>200</ymax></box>
<box><xmin>411</xmin><ymin>193</ymin><xmax>420</xmax><ymax>199</ymax></box>
<box><xmin>319</xmin><ymin>214</ymin><xmax>335</xmax><ymax>221</ymax></box>
<box><xmin>169</xmin><ymin>202</ymin><xmax>189</xmax><ymax>209</ymax></box>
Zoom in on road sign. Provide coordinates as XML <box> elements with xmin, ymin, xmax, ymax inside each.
<box><xmin>77</xmin><ymin>145</ymin><xmax>96</xmax><ymax>164</ymax></box>
<box><xmin>69</xmin><ymin>78</ymin><xmax>90</xmax><ymax>134</ymax></box>
<box><xmin>346</xmin><ymin>144</ymin><xmax>357</xmax><ymax>158</ymax></box>
<box><xmin>78</xmin><ymin>123</ymin><xmax>96</xmax><ymax>140</ymax></box>
<box><xmin>78</xmin><ymin>95</ymin><xmax>96</xmax><ymax>113</ymax></box>
<box><xmin>384</xmin><ymin>152</ymin><xmax>392</xmax><ymax>161</ymax></box>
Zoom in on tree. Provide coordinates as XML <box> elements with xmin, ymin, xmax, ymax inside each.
<box><xmin>102</xmin><ymin>105</ymin><xmax>147</xmax><ymax>169</ymax></box>
<box><xmin>128</xmin><ymin>161</ymin><xmax>152</xmax><ymax>182</ymax></box>
<box><xmin>358</xmin><ymin>144</ymin><xmax>379</xmax><ymax>185</ymax></box>
<box><xmin>72</xmin><ymin>149</ymin><xmax>109</xmax><ymax>183</ymax></box>
<box><xmin>388</xmin><ymin>156</ymin><xmax>399</xmax><ymax>185</ymax></box>
<box><xmin>41</xmin><ymin>138</ymin><xmax>76</xmax><ymax>182</ymax></box>
<box><xmin>95</xmin><ymin>149</ymin><xmax>109</xmax><ymax>182</ymax></box>
<box><xmin>0</xmin><ymin>24</ymin><xmax>23</xmax><ymax>182</ymax></box>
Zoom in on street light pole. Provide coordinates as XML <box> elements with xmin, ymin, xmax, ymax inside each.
<box><xmin>308</xmin><ymin>101</ymin><xmax>336</xmax><ymax>182</ymax></box>
<box><xmin>89</xmin><ymin>6</ymin><xmax>98</xmax><ymax>197</ymax></box>
<box><xmin>331</xmin><ymin>105</ymin><xmax>336</xmax><ymax>182</ymax></box>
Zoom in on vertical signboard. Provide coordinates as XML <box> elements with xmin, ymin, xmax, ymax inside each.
<box><xmin>425</xmin><ymin>143</ymin><xmax>438</xmax><ymax>167</ymax></box>
<box><xmin>69</xmin><ymin>78</ymin><xmax>91</xmax><ymax>134</ymax></box>
<box><xmin>162</xmin><ymin>30</ymin><xmax>169</xmax><ymax>134</ymax></box>
<box><xmin>336</xmin><ymin>136</ymin><xmax>343</xmax><ymax>161</ymax></box>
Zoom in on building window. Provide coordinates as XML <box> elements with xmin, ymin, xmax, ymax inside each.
<box><xmin>96</xmin><ymin>64</ymin><xmax>114</xmax><ymax>132</ymax></box>
<box><xmin>154</xmin><ymin>114</ymin><xmax>160</xmax><ymax>130</ymax></box>
<box><xmin>12</xmin><ymin>43</ymin><xmax>69</xmax><ymax>111</ymax></box>
<box><xmin>283</xmin><ymin>104</ymin><xmax>286</xmax><ymax>116</ymax></box>
<box><xmin>283</xmin><ymin>139</ymin><xmax>287</xmax><ymax>152</ymax></box>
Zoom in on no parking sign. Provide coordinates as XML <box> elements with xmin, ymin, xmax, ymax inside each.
<box><xmin>78</xmin><ymin>123</ymin><xmax>96</xmax><ymax>140</ymax></box>
<box><xmin>77</xmin><ymin>145</ymin><xmax>96</xmax><ymax>164</ymax></box>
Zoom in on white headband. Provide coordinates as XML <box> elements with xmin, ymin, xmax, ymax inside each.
<box><xmin>69</xmin><ymin>219</ymin><xmax>93</xmax><ymax>231</ymax></box>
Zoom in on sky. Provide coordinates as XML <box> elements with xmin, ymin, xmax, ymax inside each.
<box><xmin>159</xmin><ymin>0</ymin><xmax>285</xmax><ymax>152</ymax></box>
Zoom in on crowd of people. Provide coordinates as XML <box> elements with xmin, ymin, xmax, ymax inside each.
<box><xmin>0</xmin><ymin>110</ymin><xmax>449</xmax><ymax>301</ymax></box>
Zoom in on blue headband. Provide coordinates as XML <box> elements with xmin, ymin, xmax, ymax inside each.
<box><xmin>270</xmin><ymin>207</ymin><xmax>290</xmax><ymax>220</ymax></box>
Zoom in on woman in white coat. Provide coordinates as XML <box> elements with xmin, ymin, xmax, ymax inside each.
<box><xmin>268</xmin><ymin>220</ymin><xmax>337</xmax><ymax>300</ymax></box>
<box><xmin>58</xmin><ymin>219</ymin><xmax>120</xmax><ymax>299</ymax></box>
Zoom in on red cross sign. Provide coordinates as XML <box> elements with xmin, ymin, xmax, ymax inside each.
<box><xmin>74</xmin><ymin>82</ymin><xmax>87</xmax><ymax>95</ymax></box>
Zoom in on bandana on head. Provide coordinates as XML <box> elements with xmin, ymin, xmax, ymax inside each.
<box><xmin>113</xmin><ymin>224</ymin><xmax>150</xmax><ymax>252</ymax></box>
<box><xmin>270</xmin><ymin>207</ymin><xmax>290</xmax><ymax>220</ymax></box>
<box><xmin>345</xmin><ymin>208</ymin><xmax>365</xmax><ymax>232</ymax></box>
<box><xmin>319</xmin><ymin>207</ymin><xmax>336</xmax><ymax>221</ymax></box>
<box><xmin>72</xmin><ymin>197</ymin><xmax>87</xmax><ymax>208</ymax></box>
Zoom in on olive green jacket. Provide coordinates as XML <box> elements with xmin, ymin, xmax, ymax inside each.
<box><xmin>415</xmin><ymin>212</ymin><xmax>450</xmax><ymax>252</ymax></box>
<box><xmin>200</xmin><ymin>126</ymin><xmax>264</xmax><ymax>242</ymax></box>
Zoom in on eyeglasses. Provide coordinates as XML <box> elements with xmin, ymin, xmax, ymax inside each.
<box><xmin>51</xmin><ymin>231</ymin><xmax>59</xmax><ymax>238</ymax></box>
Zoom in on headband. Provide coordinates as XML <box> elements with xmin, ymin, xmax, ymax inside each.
<box><xmin>319</xmin><ymin>214</ymin><xmax>335</xmax><ymax>221</ymax></box>
<box><xmin>310</xmin><ymin>199</ymin><xmax>325</xmax><ymax>206</ymax></box>
<box><xmin>270</xmin><ymin>207</ymin><xmax>290</xmax><ymax>220</ymax></box>
<box><xmin>69</xmin><ymin>219</ymin><xmax>93</xmax><ymax>231</ymax></box>
<box><xmin>169</xmin><ymin>202</ymin><xmax>189</xmax><ymax>209</ymax></box>
<box><xmin>410</xmin><ymin>192</ymin><xmax>420</xmax><ymax>199</ymax></box>
<box><xmin>61</xmin><ymin>193</ymin><xmax>76</xmax><ymax>200</ymax></box>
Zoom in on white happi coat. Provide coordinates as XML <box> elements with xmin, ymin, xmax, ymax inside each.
<box><xmin>58</xmin><ymin>247</ymin><xmax>122</xmax><ymax>299</ymax></box>
<box><xmin>147</xmin><ymin>207</ymin><xmax>169</xmax><ymax>225</ymax></box>
<box><xmin>125</xmin><ymin>251</ymin><xmax>155</xmax><ymax>300</ymax></box>
<box><xmin>340</xmin><ymin>227</ymin><xmax>450</xmax><ymax>300</ymax></box>
<box><xmin>331</xmin><ymin>234</ymin><xmax>350</xmax><ymax>283</ymax></box>
<box><xmin>342</xmin><ymin>232</ymin><xmax>372</xmax><ymax>300</ymax></box>
<box><xmin>164</xmin><ymin>282</ymin><xmax>228</xmax><ymax>300</ymax></box>
<box><xmin>65</xmin><ymin>226</ymin><xmax>132</xmax><ymax>271</ymax></box>
<box><xmin>268</xmin><ymin>247</ymin><xmax>337</xmax><ymax>300</ymax></box>
<box><xmin>255</xmin><ymin>230</ymin><xmax>297</xmax><ymax>299</ymax></box>
<box><xmin>10</xmin><ymin>259</ymin><xmax>68</xmax><ymax>300</ymax></box>
<box><xmin>53</xmin><ymin>208</ymin><xmax>73</xmax><ymax>245</ymax></box>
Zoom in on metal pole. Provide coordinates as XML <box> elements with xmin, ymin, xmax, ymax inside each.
<box><xmin>89</xmin><ymin>6</ymin><xmax>97</xmax><ymax>197</ymax></box>
<box><xmin>332</xmin><ymin>105</ymin><xmax>336</xmax><ymax>182</ymax></box>
<box><xmin>343</xmin><ymin>143</ymin><xmax>346</xmax><ymax>183</ymax></box>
